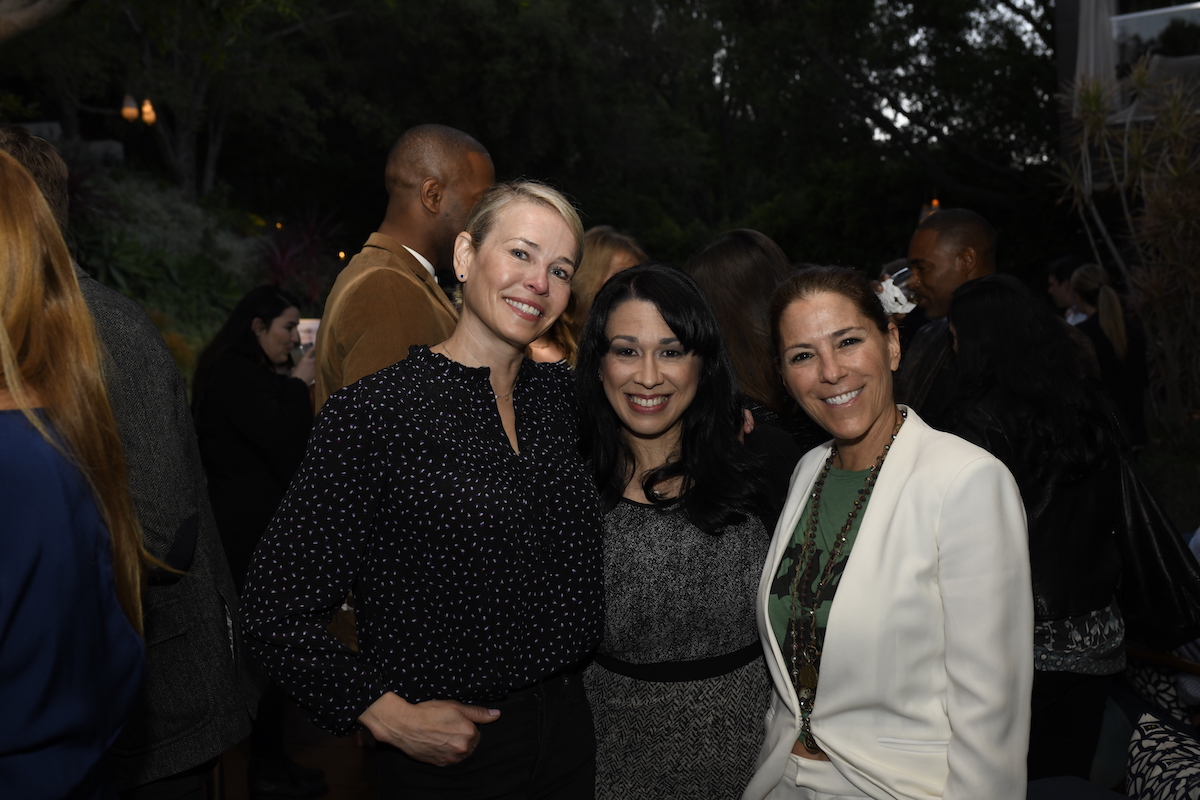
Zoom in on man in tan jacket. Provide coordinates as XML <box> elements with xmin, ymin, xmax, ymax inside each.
<box><xmin>314</xmin><ymin>124</ymin><xmax>494</xmax><ymax>409</ymax></box>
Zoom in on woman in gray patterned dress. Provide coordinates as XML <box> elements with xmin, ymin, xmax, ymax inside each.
<box><xmin>575</xmin><ymin>264</ymin><xmax>799</xmax><ymax>799</ymax></box>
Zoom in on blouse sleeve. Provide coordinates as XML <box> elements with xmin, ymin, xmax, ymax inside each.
<box><xmin>937</xmin><ymin>455</ymin><xmax>1033</xmax><ymax>800</ymax></box>
<box><xmin>239</xmin><ymin>388</ymin><xmax>394</xmax><ymax>735</ymax></box>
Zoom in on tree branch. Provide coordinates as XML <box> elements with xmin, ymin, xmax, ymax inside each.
<box><xmin>117</xmin><ymin>1</ymin><xmax>141</xmax><ymax>36</ymax></box>
<box><xmin>995</xmin><ymin>0</ymin><xmax>1051</xmax><ymax>48</ymax></box>
<box><xmin>801</xmin><ymin>37</ymin><xmax>1013</xmax><ymax>208</ymax></box>
<box><xmin>264</xmin><ymin>10</ymin><xmax>352</xmax><ymax>42</ymax></box>
<box><xmin>834</xmin><ymin>51</ymin><xmax>1034</xmax><ymax>188</ymax></box>
<box><xmin>0</xmin><ymin>0</ymin><xmax>75</xmax><ymax>43</ymax></box>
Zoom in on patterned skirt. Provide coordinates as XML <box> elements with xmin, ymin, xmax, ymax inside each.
<box><xmin>584</xmin><ymin>657</ymin><xmax>771</xmax><ymax>800</ymax></box>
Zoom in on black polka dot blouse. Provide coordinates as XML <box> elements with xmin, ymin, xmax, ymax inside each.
<box><xmin>240</xmin><ymin>346</ymin><xmax>605</xmax><ymax>735</ymax></box>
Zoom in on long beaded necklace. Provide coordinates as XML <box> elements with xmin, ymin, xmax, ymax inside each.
<box><xmin>787</xmin><ymin>407</ymin><xmax>906</xmax><ymax>753</ymax></box>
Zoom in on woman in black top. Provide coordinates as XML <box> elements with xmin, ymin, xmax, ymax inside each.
<box><xmin>241</xmin><ymin>181</ymin><xmax>604</xmax><ymax>800</ymax></box>
<box><xmin>192</xmin><ymin>285</ymin><xmax>315</xmax><ymax>588</ymax></box>
<box><xmin>947</xmin><ymin>275</ymin><xmax>1124</xmax><ymax>781</ymax></box>
<box><xmin>191</xmin><ymin>285</ymin><xmax>320</xmax><ymax>798</ymax></box>
<box><xmin>576</xmin><ymin>264</ymin><xmax>798</xmax><ymax>799</ymax></box>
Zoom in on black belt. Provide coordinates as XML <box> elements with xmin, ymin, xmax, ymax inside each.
<box><xmin>480</xmin><ymin>663</ymin><xmax>586</xmax><ymax>703</ymax></box>
<box><xmin>592</xmin><ymin>641</ymin><xmax>764</xmax><ymax>683</ymax></box>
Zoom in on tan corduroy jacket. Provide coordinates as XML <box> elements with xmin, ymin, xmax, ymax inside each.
<box><xmin>314</xmin><ymin>233</ymin><xmax>458</xmax><ymax>409</ymax></box>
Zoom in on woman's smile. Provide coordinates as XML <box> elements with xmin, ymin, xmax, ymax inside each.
<box><xmin>503</xmin><ymin>297</ymin><xmax>544</xmax><ymax>320</ymax></box>
<box><xmin>625</xmin><ymin>393</ymin><xmax>671</xmax><ymax>413</ymax></box>
<box><xmin>822</xmin><ymin>387</ymin><xmax>863</xmax><ymax>406</ymax></box>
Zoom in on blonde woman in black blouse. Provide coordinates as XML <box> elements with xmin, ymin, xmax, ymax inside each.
<box><xmin>242</xmin><ymin>181</ymin><xmax>605</xmax><ymax>800</ymax></box>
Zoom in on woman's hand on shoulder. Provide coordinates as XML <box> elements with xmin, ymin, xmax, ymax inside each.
<box><xmin>741</xmin><ymin>408</ymin><xmax>755</xmax><ymax>441</ymax></box>
<box><xmin>358</xmin><ymin>691</ymin><xmax>500</xmax><ymax>766</ymax></box>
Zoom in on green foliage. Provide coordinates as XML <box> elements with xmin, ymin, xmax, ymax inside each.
<box><xmin>1062</xmin><ymin>69</ymin><xmax>1200</xmax><ymax>433</ymax></box>
<box><xmin>70</xmin><ymin>169</ymin><xmax>259</xmax><ymax>380</ymax></box>
<box><xmin>234</xmin><ymin>0</ymin><xmax>1059</xmax><ymax>271</ymax></box>
<box><xmin>0</xmin><ymin>89</ymin><xmax>38</xmax><ymax>120</ymax></box>
<box><xmin>2</xmin><ymin>0</ymin><xmax>1076</xmax><ymax>282</ymax></box>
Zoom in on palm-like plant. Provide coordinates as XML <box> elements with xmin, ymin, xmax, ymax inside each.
<box><xmin>1062</xmin><ymin>62</ymin><xmax>1200</xmax><ymax>433</ymax></box>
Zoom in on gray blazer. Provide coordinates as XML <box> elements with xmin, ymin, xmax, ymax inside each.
<box><xmin>76</xmin><ymin>267</ymin><xmax>259</xmax><ymax>790</ymax></box>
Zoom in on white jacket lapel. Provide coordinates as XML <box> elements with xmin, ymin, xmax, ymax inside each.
<box><xmin>758</xmin><ymin>440</ymin><xmax>832</xmax><ymax>718</ymax></box>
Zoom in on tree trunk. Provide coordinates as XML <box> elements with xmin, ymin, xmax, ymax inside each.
<box><xmin>200</xmin><ymin>101</ymin><xmax>228</xmax><ymax>198</ymax></box>
<box><xmin>151</xmin><ymin>111</ymin><xmax>199</xmax><ymax>198</ymax></box>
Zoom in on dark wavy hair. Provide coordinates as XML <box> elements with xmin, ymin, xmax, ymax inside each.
<box><xmin>576</xmin><ymin>263</ymin><xmax>767</xmax><ymax>534</ymax></box>
<box><xmin>769</xmin><ymin>265</ymin><xmax>891</xmax><ymax>358</ymax></box>
<box><xmin>192</xmin><ymin>285</ymin><xmax>300</xmax><ymax>414</ymax></box>
<box><xmin>948</xmin><ymin>275</ymin><xmax>1114</xmax><ymax>483</ymax></box>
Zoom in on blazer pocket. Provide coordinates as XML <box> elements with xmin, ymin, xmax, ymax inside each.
<box><xmin>876</xmin><ymin>737</ymin><xmax>949</xmax><ymax>753</ymax></box>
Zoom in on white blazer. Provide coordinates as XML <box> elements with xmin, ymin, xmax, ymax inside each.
<box><xmin>742</xmin><ymin>409</ymin><xmax>1033</xmax><ymax>800</ymax></box>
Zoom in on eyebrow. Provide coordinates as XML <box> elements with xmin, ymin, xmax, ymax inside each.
<box><xmin>506</xmin><ymin>237</ymin><xmax>578</xmax><ymax>269</ymax></box>
<box><xmin>784</xmin><ymin>326</ymin><xmax>867</xmax><ymax>351</ymax></box>
<box><xmin>610</xmin><ymin>335</ymin><xmax>683</xmax><ymax>345</ymax></box>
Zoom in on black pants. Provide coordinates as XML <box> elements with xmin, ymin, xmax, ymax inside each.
<box><xmin>249</xmin><ymin>683</ymin><xmax>288</xmax><ymax>760</ymax></box>
<box><xmin>118</xmin><ymin>757</ymin><xmax>218</xmax><ymax>800</ymax></box>
<box><xmin>1027</xmin><ymin>670</ymin><xmax>1113</xmax><ymax>781</ymax></box>
<box><xmin>376</xmin><ymin>671</ymin><xmax>595</xmax><ymax>800</ymax></box>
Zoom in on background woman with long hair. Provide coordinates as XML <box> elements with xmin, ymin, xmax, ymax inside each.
<box><xmin>569</xmin><ymin>224</ymin><xmax>647</xmax><ymax>335</ymax></box>
<box><xmin>1070</xmin><ymin>263</ymin><xmax>1148</xmax><ymax>446</ymax></box>
<box><xmin>531</xmin><ymin>226</ymin><xmax>644</xmax><ymax>366</ymax></box>
<box><xmin>683</xmin><ymin>229</ymin><xmax>792</xmax><ymax>421</ymax></box>
<box><xmin>192</xmin><ymin>285</ymin><xmax>315</xmax><ymax>590</ymax></box>
<box><xmin>948</xmin><ymin>274</ymin><xmax>1125</xmax><ymax>781</ymax></box>
<box><xmin>683</xmin><ymin>229</ymin><xmax>825</xmax><ymax>454</ymax></box>
<box><xmin>0</xmin><ymin>150</ymin><xmax>147</xmax><ymax>797</ymax></box>
<box><xmin>191</xmin><ymin>284</ymin><xmax>321</xmax><ymax>798</ymax></box>
<box><xmin>577</xmin><ymin>264</ymin><xmax>798</xmax><ymax>799</ymax></box>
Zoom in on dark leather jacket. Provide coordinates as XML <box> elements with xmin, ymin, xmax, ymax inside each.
<box><xmin>953</xmin><ymin>400</ymin><xmax>1122</xmax><ymax>621</ymax></box>
<box><xmin>896</xmin><ymin>318</ymin><xmax>953</xmax><ymax>420</ymax></box>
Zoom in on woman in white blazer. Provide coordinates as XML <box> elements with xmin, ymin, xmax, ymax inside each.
<box><xmin>743</xmin><ymin>266</ymin><xmax>1033</xmax><ymax>800</ymax></box>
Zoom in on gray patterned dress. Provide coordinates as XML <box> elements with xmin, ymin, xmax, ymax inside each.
<box><xmin>584</xmin><ymin>499</ymin><xmax>771</xmax><ymax>800</ymax></box>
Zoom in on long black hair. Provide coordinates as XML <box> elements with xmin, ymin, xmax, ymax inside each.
<box><xmin>576</xmin><ymin>263</ymin><xmax>766</xmax><ymax>534</ymax></box>
<box><xmin>948</xmin><ymin>275</ymin><xmax>1115</xmax><ymax>485</ymax></box>
<box><xmin>192</xmin><ymin>285</ymin><xmax>300</xmax><ymax>414</ymax></box>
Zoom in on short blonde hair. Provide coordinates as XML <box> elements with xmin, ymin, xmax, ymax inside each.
<box><xmin>464</xmin><ymin>180</ymin><xmax>584</xmax><ymax>266</ymax></box>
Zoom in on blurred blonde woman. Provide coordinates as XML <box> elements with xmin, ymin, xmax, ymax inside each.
<box><xmin>529</xmin><ymin>226</ymin><xmax>649</xmax><ymax>367</ymax></box>
<box><xmin>568</xmin><ymin>225</ymin><xmax>647</xmax><ymax>337</ymax></box>
<box><xmin>1071</xmin><ymin>263</ymin><xmax>1148</xmax><ymax>445</ymax></box>
<box><xmin>0</xmin><ymin>150</ymin><xmax>148</xmax><ymax>797</ymax></box>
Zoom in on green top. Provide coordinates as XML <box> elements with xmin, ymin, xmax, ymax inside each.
<box><xmin>768</xmin><ymin>466</ymin><xmax>875</xmax><ymax>672</ymax></box>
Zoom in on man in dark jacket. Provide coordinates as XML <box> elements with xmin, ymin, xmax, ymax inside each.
<box><xmin>0</xmin><ymin>125</ymin><xmax>261</xmax><ymax>798</ymax></box>
<box><xmin>896</xmin><ymin>208</ymin><xmax>997</xmax><ymax>428</ymax></box>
